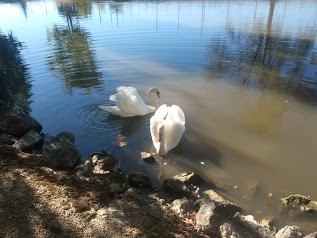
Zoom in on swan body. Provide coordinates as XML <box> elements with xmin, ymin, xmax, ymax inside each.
<box><xmin>150</xmin><ymin>104</ymin><xmax>185</xmax><ymax>156</ymax></box>
<box><xmin>98</xmin><ymin>86</ymin><xmax>160</xmax><ymax>117</ymax></box>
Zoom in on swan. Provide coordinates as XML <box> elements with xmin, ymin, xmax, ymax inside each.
<box><xmin>150</xmin><ymin>104</ymin><xmax>185</xmax><ymax>156</ymax></box>
<box><xmin>98</xmin><ymin>86</ymin><xmax>160</xmax><ymax>117</ymax></box>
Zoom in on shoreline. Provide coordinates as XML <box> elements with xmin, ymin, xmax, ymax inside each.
<box><xmin>1</xmin><ymin>110</ymin><xmax>317</xmax><ymax>237</ymax></box>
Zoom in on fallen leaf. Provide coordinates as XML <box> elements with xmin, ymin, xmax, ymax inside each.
<box><xmin>112</xmin><ymin>134</ymin><xmax>128</xmax><ymax>147</ymax></box>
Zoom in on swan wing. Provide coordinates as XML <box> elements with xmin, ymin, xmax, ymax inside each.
<box><xmin>163</xmin><ymin>105</ymin><xmax>185</xmax><ymax>152</ymax></box>
<box><xmin>109</xmin><ymin>86</ymin><xmax>154</xmax><ymax>117</ymax></box>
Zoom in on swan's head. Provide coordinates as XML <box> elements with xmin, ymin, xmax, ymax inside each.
<box><xmin>157</xmin><ymin>122</ymin><xmax>164</xmax><ymax>142</ymax></box>
<box><xmin>148</xmin><ymin>87</ymin><xmax>160</xmax><ymax>98</ymax></box>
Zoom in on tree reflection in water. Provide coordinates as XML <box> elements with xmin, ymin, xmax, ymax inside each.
<box><xmin>47</xmin><ymin>2</ymin><xmax>102</xmax><ymax>96</ymax></box>
<box><xmin>0</xmin><ymin>32</ymin><xmax>32</xmax><ymax>116</ymax></box>
<box><xmin>205</xmin><ymin>0</ymin><xmax>317</xmax><ymax>105</ymax></box>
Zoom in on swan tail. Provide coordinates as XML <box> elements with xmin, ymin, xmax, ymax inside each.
<box><xmin>109</xmin><ymin>95</ymin><xmax>116</xmax><ymax>101</ymax></box>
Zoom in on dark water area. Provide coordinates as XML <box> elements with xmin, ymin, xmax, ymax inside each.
<box><xmin>0</xmin><ymin>32</ymin><xmax>32</xmax><ymax>114</ymax></box>
<box><xmin>1</xmin><ymin>0</ymin><xmax>317</xmax><ymax>233</ymax></box>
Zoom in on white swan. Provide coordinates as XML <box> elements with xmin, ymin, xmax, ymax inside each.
<box><xmin>98</xmin><ymin>86</ymin><xmax>160</xmax><ymax>117</ymax></box>
<box><xmin>150</xmin><ymin>104</ymin><xmax>185</xmax><ymax>156</ymax></box>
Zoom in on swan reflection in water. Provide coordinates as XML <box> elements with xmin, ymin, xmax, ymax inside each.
<box><xmin>107</xmin><ymin>113</ymin><xmax>151</xmax><ymax>136</ymax></box>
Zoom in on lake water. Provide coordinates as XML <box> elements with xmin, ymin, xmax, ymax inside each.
<box><xmin>1</xmin><ymin>0</ymin><xmax>317</xmax><ymax>231</ymax></box>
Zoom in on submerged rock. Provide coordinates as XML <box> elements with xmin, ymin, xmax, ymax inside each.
<box><xmin>1</xmin><ymin>111</ymin><xmax>42</xmax><ymax>137</ymax></box>
<box><xmin>140</xmin><ymin>152</ymin><xmax>155</xmax><ymax>163</ymax></box>
<box><xmin>281</xmin><ymin>194</ymin><xmax>317</xmax><ymax>217</ymax></box>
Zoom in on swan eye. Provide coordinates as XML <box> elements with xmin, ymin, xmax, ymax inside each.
<box><xmin>157</xmin><ymin>91</ymin><xmax>160</xmax><ymax>98</ymax></box>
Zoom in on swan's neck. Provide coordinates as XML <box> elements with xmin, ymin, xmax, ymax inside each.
<box><xmin>147</xmin><ymin>91</ymin><xmax>157</xmax><ymax>110</ymax></box>
<box><xmin>157</xmin><ymin>131</ymin><xmax>166</xmax><ymax>156</ymax></box>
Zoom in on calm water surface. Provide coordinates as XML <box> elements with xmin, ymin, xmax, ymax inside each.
<box><xmin>1</xmin><ymin>0</ymin><xmax>317</xmax><ymax>231</ymax></box>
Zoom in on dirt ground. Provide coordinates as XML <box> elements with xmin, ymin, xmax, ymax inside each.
<box><xmin>0</xmin><ymin>145</ymin><xmax>210</xmax><ymax>238</ymax></box>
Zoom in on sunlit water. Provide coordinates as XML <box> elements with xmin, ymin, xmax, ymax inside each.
<box><xmin>1</xmin><ymin>0</ymin><xmax>317</xmax><ymax>232</ymax></box>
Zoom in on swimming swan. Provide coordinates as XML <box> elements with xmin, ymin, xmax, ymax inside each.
<box><xmin>150</xmin><ymin>104</ymin><xmax>185</xmax><ymax>156</ymax></box>
<box><xmin>98</xmin><ymin>86</ymin><xmax>160</xmax><ymax>117</ymax></box>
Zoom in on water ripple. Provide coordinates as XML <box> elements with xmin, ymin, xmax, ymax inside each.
<box><xmin>79</xmin><ymin>104</ymin><xmax>151</xmax><ymax>136</ymax></box>
<box><xmin>79</xmin><ymin>104</ymin><xmax>117</xmax><ymax>131</ymax></box>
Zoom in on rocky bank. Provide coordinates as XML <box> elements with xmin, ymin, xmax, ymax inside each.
<box><xmin>0</xmin><ymin>110</ymin><xmax>317</xmax><ymax>238</ymax></box>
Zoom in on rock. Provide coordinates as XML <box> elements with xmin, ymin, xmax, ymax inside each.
<box><xmin>74</xmin><ymin>160</ymin><xmax>94</xmax><ymax>177</ymax></box>
<box><xmin>193</xmin><ymin>198</ymin><xmax>210</xmax><ymax>212</ymax></box>
<box><xmin>281</xmin><ymin>194</ymin><xmax>317</xmax><ymax>217</ymax></box>
<box><xmin>219</xmin><ymin>213</ymin><xmax>275</xmax><ymax>238</ymax></box>
<box><xmin>170</xmin><ymin>197</ymin><xmax>193</xmax><ymax>218</ymax></box>
<box><xmin>173</xmin><ymin>172</ymin><xmax>204</xmax><ymax>186</ymax></box>
<box><xmin>1</xmin><ymin>111</ymin><xmax>42</xmax><ymax>137</ymax></box>
<box><xmin>140</xmin><ymin>152</ymin><xmax>155</xmax><ymax>163</ymax></box>
<box><xmin>204</xmin><ymin>190</ymin><xmax>227</xmax><ymax>202</ymax></box>
<box><xmin>163</xmin><ymin>178</ymin><xmax>191</xmax><ymax>198</ymax></box>
<box><xmin>54</xmin><ymin>131</ymin><xmax>75</xmax><ymax>144</ymax></box>
<box><xmin>259</xmin><ymin>217</ymin><xmax>277</xmax><ymax>234</ymax></box>
<box><xmin>42</xmin><ymin>131</ymin><xmax>81</xmax><ymax>169</ymax></box>
<box><xmin>122</xmin><ymin>188</ymin><xmax>144</xmax><ymax>200</ymax></box>
<box><xmin>275</xmin><ymin>226</ymin><xmax>304</xmax><ymax>238</ymax></box>
<box><xmin>127</xmin><ymin>171</ymin><xmax>152</xmax><ymax>188</ymax></box>
<box><xmin>13</xmin><ymin>130</ymin><xmax>44</xmax><ymax>152</ymax></box>
<box><xmin>304</xmin><ymin>231</ymin><xmax>317</xmax><ymax>238</ymax></box>
<box><xmin>89</xmin><ymin>150</ymin><xmax>113</xmax><ymax>160</ymax></box>
<box><xmin>108</xmin><ymin>183</ymin><xmax>127</xmax><ymax>198</ymax></box>
<box><xmin>196</xmin><ymin>199</ymin><xmax>242</xmax><ymax>233</ymax></box>
<box><xmin>93</xmin><ymin>155</ymin><xmax>121</xmax><ymax>174</ymax></box>
<box><xmin>194</xmin><ymin>190</ymin><xmax>237</xmax><ymax>213</ymax></box>
<box><xmin>0</xmin><ymin>133</ymin><xmax>18</xmax><ymax>145</ymax></box>
<box><xmin>92</xmin><ymin>155</ymin><xmax>99</xmax><ymax>165</ymax></box>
